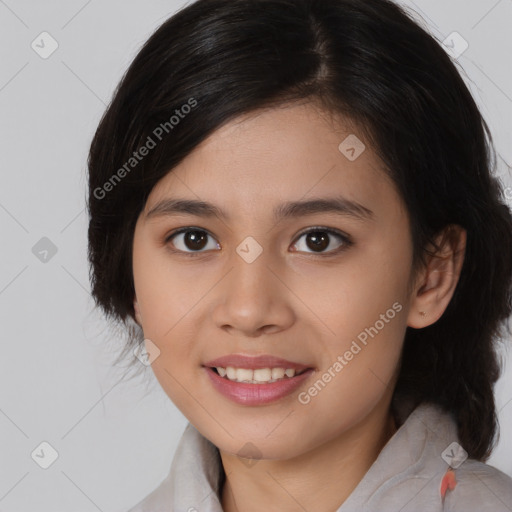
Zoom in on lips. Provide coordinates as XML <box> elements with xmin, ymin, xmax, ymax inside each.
<box><xmin>204</xmin><ymin>365</ymin><xmax>316</xmax><ymax>405</ymax></box>
<box><xmin>203</xmin><ymin>354</ymin><xmax>312</xmax><ymax>372</ymax></box>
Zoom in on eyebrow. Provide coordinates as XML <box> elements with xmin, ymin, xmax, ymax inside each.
<box><xmin>145</xmin><ymin>196</ymin><xmax>374</xmax><ymax>222</ymax></box>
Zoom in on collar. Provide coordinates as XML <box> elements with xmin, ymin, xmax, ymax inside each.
<box><xmin>131</xmin><ymin>400</ymin><xmax>459</xmax><ymax>511</ymax></box>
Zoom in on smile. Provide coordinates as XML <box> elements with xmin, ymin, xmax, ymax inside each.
<box><xmin>203</xmin><ymin>366</ymin><xmax>314</xmax><ymax>405</ymax></box>
<box><xmin>213</xmin><ymin>366</ymin><xmax>309</xmax><ymax>384</ymax></box>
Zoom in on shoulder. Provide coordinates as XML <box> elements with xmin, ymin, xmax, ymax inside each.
<box><xmin>121</xmin><ymin>422</ymin><xmax>223</xmax><ymax>512</ymax></box>
<box><xmin>123</xmin><ymin>475</ymin><xmax>174</xmax><ymax>512</ymax></box>
<box><xmin>445</xmin><ymin>459</ymin><xmax>512</xmax><ymax>511</ymax></box>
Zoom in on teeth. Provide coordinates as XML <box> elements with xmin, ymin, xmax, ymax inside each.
<box><xmin>214</xmin><ymin>366</ymin><xmax>300</xmax><ymax>383</ymax></box>
<box><xmin>253</xmin><ymin>368</ymin><xmax>272</xmax><ymax>382</ymax></box>
<box><xmin>271</xmin><ymin>368</ymin><xmax>285</xmax><ymax>379</ymax></box>
<box><xmin>237</xmin><ymin>368</ymin><xmax>253</xmax><ymax>382</ymax></box>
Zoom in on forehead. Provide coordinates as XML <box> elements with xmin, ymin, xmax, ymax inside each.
<box><xmin>143</xmin><ymin>102</ymin><xmax>399</xmax><ymax>222</ymax></box>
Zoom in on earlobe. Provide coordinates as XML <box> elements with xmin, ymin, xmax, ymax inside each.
<box><xmin>407</xmin><ymin>225</ymin><xmax>467</xmax><ymax>329</ymax></box>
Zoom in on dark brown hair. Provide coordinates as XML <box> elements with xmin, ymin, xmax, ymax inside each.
<box><xmin>86</xmin><ymin>0</ymin><xmax>512</xmax><ymax>460</ymax></box>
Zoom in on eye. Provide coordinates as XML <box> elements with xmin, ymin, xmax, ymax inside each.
<box><xmin>164</xmin><ymin>226</ymin><xmax>352</xmax><ymax>257</ymax></box>
<box><xmin>165</xmin><ymin>228</ymin><xmax>220</xmax><ymax>254</ymax></box>
<box><xmin>291</xmin><ymin>227</ymin><xmax>352</xmax><ymax>255</ymax></box>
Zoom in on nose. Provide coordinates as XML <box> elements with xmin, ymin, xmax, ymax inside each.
<box><xmin>211</xmin><ymin>245</ymin><xmax>296</xmax><ymax>337</ymax></box>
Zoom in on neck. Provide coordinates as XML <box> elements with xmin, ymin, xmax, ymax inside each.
<box><xmin>220</xmin><ymin>399</ymin><xmax>398</xmax><ymax>512</ymax></box>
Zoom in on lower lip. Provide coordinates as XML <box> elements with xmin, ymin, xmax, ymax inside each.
<box><xmin>204</xmin><ymin>367</ymin><xmax>315</xmax><ymax>405</ymax></box>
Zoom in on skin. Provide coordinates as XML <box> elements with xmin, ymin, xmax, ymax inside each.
<box><xmin>131</xmin><ymin>101</ymin><xmax>466</xmax><ymax>512</ymax></box>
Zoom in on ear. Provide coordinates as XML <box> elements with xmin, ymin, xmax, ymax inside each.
<box><xmin>407</xmin><ymin>224</ymin><xmax>467</xmax><ymax>328</ymax></box>
<box><xmin>133</xmin><ymin>296</ymin><xmax>143</xmax><ymax>326</ymax></box>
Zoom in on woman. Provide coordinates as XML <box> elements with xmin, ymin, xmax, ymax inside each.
<box><xmin>87</xmin><ymin>0</ymin><xmax>512</xmax><ymax>510</ymax></box>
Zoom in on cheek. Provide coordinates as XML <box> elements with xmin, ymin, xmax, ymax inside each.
<box><xmin>303</xmin><ymin>245</ymin><xmax>409</xmax><ymax>336</ymax></box>
<box><xmin>303</xmin><ymin>236</ymin><xmax>409</xmax><ymax>392</ymax></box>
<box><xmin>298</xmin><ymin>306</ymin><xmax>405</xmax><ymax>433</ymax></box>
<box><xmin>133</xmin><ymin>243</ymin><xmax>195</xmax><ymax>336</ymax></box>
<box><xmin>132</xmin><ymin>242</ymin><xmax>199</xmax><ymax>391</ymax></box>
<box><xmin>148</xmin><ymin>362</ymin><xmax>204</xmax><ymax>428</ymax></box>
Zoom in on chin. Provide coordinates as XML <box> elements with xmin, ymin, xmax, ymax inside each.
<box><xmin>205</xmin><ymin>423</ymin><xmax>313</xmax><ymax>461</ymax></box>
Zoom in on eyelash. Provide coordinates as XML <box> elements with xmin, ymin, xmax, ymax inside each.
<box><xmin>163</xmin><ymin>226</ymin><xmax>353</xmax><ymax>258</ymax></box>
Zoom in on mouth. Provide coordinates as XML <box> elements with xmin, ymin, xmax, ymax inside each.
<box><xmin>209</xmin><ymin>366</ymin><xmax>311</xmax><ymax>384</ymax></box>
<box><xmin>203</xmin><ymin>354</ymin><xmax>314</xmax><ymax>384</ymax></box>
<box><xmin>202</xmin><ymin>354</ymin><xmax>315</xmax><ymax>405</ymax></box>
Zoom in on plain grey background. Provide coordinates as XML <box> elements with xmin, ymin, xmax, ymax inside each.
<box><xmin>0</xmin><ymin>1</ymin><xmax>511</xmax><ymax>511</ymax></box>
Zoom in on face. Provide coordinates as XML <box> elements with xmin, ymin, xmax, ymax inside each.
<box><xmin>131</xmin><ymin>101</ymin><xmax>416</xmax><ymax>459</ymax></box>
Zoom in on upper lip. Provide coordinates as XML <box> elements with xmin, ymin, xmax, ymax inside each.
<box><xmin>203</xmin><ymin>354</ymin><xmax>312</xmax><ymax>371</ymax></box>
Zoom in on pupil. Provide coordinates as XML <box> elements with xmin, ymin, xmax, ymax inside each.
<box><xmin>185</xmin><ymin>230</ymin><xmax>207</xmax><ymax>250</ymax></box>
<box><xmin>307</xmin><ymin>232</ymin><xmax>329</xmax><ymax>252</ymax></box>
<box><xmin>182</xmin><ymin>231</ymin><xmax>330</xmax><ymax>252</ymax></box>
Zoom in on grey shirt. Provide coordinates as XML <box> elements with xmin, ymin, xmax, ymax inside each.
<box><xmin>126</xmin><ymin>402</ymin><xmax>512</xmax><ymax>511</ymax></box>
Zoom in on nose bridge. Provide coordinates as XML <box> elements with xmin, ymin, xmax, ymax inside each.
<box><xmin>211</xmin><ymin>237</ymin><xmax>295</xmax><ymax>334</ymax></box>
<box><xmin>227</xmin><ymin>238</ymin><xmax>276</xmax><ymax>307</ymax></box>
